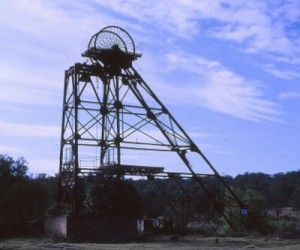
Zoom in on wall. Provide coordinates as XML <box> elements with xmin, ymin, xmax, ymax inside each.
<box><xmin>44</xmin><ymin>215</ymin><xmax>67</xmax><ymax>238</ymax></box>
<box><xmin>44</xmin><ymin>215</ymin><xmax>137</xmax><ymax>242</ymax></box>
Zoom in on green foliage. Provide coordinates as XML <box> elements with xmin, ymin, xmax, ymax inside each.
<box><xmin>46</xmin><ymin>203</ymin><xmax>73</xmax><ymax>216</ymax></box>
<box><xmin>0</xmin><ymin>154</ymin><xmax>48</xmax><ymax>238</ymax></box>
<box><xmin>34</xmin><ymin>175</ymin><xmax>58</xmax><ymax>209</ymax></box>
<box><xmin>218</xmin><ymin>187</ymin><xmax>268</xmax><ymax>236</ymax></box>
<box><xmin>233</xmin><ymin>171</ymin><xmax>300</xmax><ymax>209</ymax></box>
<box><xmin>132</xmin><ymin>179</ymin><xmax>167</xmax><ymax>218</ymax></box>
<box><xmin>86</xmin><ymin>179</ymin><xmax>143</xmax><ymax>219</ymax></box>
<box><xmin>133</xmin><ymin>178</ymin><xmax>214</xmax><ymax>218</ymax></box>
<box><xmin>271</xmin><ymin>219</ymin><xmax>298</xmax><ymax>238</ymax></box>
<box><xmin>0</xmin><ymin>154</ymin><xmax>28</xmax><ymax>178</ymax></box>
<box><xmin>290</xmin><ymin>187</ymin><xmax>300</xmax><ymax>210</ymax></box>
<box><xmin>234</xmin><ymin>173</ymin><xmax>271</xmax><ymax>202</ymax></box>
<box><xmin>3</xmin><ymin>152</ymin><xmax>300</xmax><ymax>238</ymax></box>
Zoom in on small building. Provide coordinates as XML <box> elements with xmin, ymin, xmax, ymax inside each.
<box><xmin>137</xmin><ymin>217</ymin><xmax>166</xmax><ymax>235</ymax></box>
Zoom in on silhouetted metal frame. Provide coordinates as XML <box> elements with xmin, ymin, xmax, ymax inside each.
<box><xmin>149</xmin><ymin>176</ymin><xmax>219</xmax><ymax>235</ymax></box>
<box><xmin>170</xmin><ymin>175</ymin><xmax>220</xmax><ymax>235</ymax></box>
<box><xmin>57</xmin><ymin>25</ymin><xmax>267</xmax><ymax>236</ymax></box>
<box><xmin>57</xmin><ymin>62</ymin><xmax>266</xmax><ymax>236</ymax></box>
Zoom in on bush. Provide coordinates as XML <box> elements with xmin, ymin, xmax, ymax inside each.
<box><xmin>0</xmin><ymin>155</ymin><xmax>49</xmax><ymax>238</ymax></box>
<box><xmin>87</xmin><ymin>179</ymin><xmax>143</xmax><ymax>219</ymax></box>
<box><xmin>272</xmin><ymin>219</ymin><xmax>298</xmax><ymax>238</ymax></box>
<box><xmin>46</xmin><ymin>203</ymin><xmax>73</xmax><ymax>216</ymax></box>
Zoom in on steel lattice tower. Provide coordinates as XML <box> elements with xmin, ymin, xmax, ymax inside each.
<box><xmin>57</xmin><ymin>26</ymin><xmax>266</xmax><ymax>235</ymax></box>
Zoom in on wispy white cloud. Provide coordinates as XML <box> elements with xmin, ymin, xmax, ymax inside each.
<box><xmin>0</xmin><ymin>62</ymin><xmax>62</xmax><ymax>106</ymax></box>
<box><xmin>164</xmin><ymin>51</ymin><xmax>281</xmax><ymax>122</ymax></box>
<box><xmin>268</xmin><ymin>54</ymin><xmax>300</xmax><ymax>65</ymax></box>
<box><xmin>205</xmin><ymin>1</ymin><xmax>299</xmax><ymax>57</ymax></box>
<box><xmin>279</xmin><ymin>91</ymin><xmax>300</xmax><ymax>101</ymax></box>
<box><xmin>0</xmin><ymin>81</ymin><xmax>59</xmax><ymax>106</ymax></box>
<box><xmin>89</xmin><ymin>0</ymin><xmax>300</xmax><ymax>58</ymax></box>
<box><xmin>0</xmin><ymin>120</ymin><xmax>60</xmax><ymax>138</ymax></box>
<box><xmin>263</xmin><ymin>64</ymin><xmax>300</xmax><ymax>80</ymax></box>
<box><xmin>270</xmin><ymin>0</ymin><xmax>300</xmax><ymax>23</ymax></box>
<box><xmin>0</xmin><ymin>0</ymin><xmax>150</xmax><ymax>110</ymax></box>
<box><xmin>0</xmin><ymin>0</ymin><xmax>297</xmax><ymax>177</ymax></box>
<box><xmin>91</xmin><ymin>0</ymin><xmax>199</xmax><ymax>38</ymax></box>
<box><xmin>0</xmin><ymin>144</ymin><xmax>25</xmax><ymax>154</ymax></box>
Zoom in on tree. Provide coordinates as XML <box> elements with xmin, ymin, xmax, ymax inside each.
<box><xmin>234</xmin><ymin>172</ymin><xmax>272</xmax><ymax>197</ymax></box>
<box><xmin>219</xmin><ymin>187</ymin><xmax>267</xmax><ymax>235</ymax></box>
<box><xmin>290</xmin><ymin>187</ymin><xmax>300</xmax><ymax>210</ymax></box>
<box><xmin>88</xmin><ymin>179</ymin><xmax>143</xmax><ymax>219</ymax></box>
<box><xmin>0</xmin><ymin>155</ymin><xmax>28</xmax><ymax>178</ymax></box>
<box><xmin>268</xmin><ymin>173</ymin><xmax>292</xmax><ymax>208</ymax></box>
<box><xmin>0</xmin><ymin>154</ymin><xmax>47</xmax><ymax>238</ymax></box>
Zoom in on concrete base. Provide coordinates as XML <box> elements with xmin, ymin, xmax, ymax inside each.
<box><xmin>44</xmin><ymin>215</ymin><xmax>137</xmax><ymax>242</ymax></box>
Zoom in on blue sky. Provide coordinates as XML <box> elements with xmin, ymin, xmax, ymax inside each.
<box><xmin>0</xmin><ymin>0</ymin><xmax>300</xmax><ymax>176</ymax></box>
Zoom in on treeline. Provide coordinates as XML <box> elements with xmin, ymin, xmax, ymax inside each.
<box><xmin>0</xmin><ymin>155</ymin><xmax>57</xmax><ymax>238</ymax></box>
<box><xmin>231</xmin><ymin>172</ymin><xmax>300</xmax><ymax>210</ymax></box>
<box><xmin>1</xmin><ymin>154</ymin><xmax>300</xmax><ymax>238</ymax></box>
<box><xmin>132</xmin><ymin>172</ymin><xmax>300</xmax><ymax>216</ymax></box>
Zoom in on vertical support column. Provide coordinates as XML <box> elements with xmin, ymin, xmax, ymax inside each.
<box><xmin>57</xmin><ymin>68</ymin><xmax>70</xmax><ymax>204</ymax></box>
<box><xmin>73</xmin><ymin>63</ymin><xmax>80</xmax><ymax>214</ymax></box>
<box><xmin>100</xmin><ymin>74</ymin><xmax>109</xmax><ymax>165</ymax></box>
<box><xmin>115</xmin><ymin>75</ymin><xmax>121</xmax><ymax>166</ymax></box>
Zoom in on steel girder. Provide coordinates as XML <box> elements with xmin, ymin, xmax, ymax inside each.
<box><xmin>57</xmin><ymin>61</ymin><xmax>266</xmax><ymax>235</ymax></box>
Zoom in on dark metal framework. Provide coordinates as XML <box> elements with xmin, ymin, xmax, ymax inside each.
<box><xmin>57</xmin><ymin>26</ymin><xmax>266</xmax><ymax>235</ymax></box>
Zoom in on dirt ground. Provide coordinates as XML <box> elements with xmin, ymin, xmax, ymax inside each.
<box><xmin>1</xmin><ymin>236</ymin><xmax>300</xmax><ymax>250</ymax></box>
